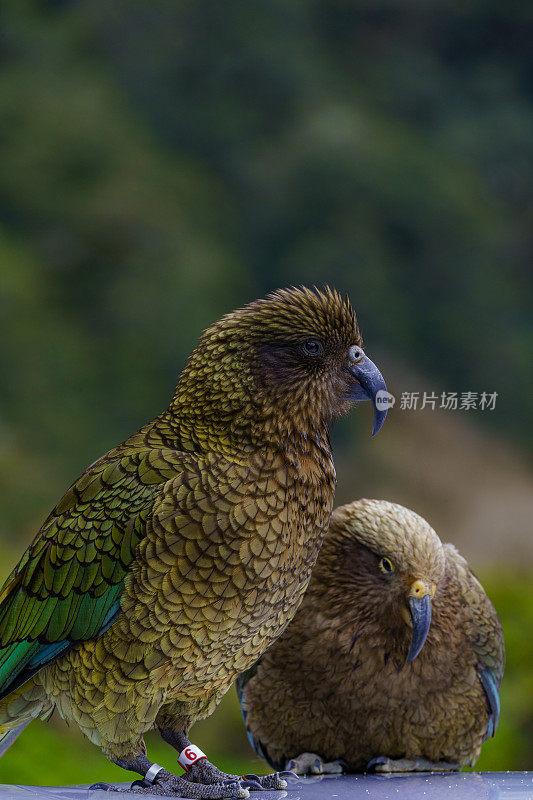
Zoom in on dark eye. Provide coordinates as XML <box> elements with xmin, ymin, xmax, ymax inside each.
<box><xmin>302</xmin><ymin>339</ymin><xmax>324</xmax><ymax>357</ymax></box>
<box><xmin>379</xmin><ymin>557</ymin><xmax>394</xmax><ymax>574</ymax></box>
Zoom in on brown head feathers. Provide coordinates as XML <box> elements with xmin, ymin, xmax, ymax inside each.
<box><xmin>172</xmin><ymin>286</ymin><xmax>363</xmax><ymax>444</ymax></box>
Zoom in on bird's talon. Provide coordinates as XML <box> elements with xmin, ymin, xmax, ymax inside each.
<box><xmin>243</xmin><ymin>774</ymin><xmax>260</xmax><ymax>781</ymax></box>
<box><xmin>366</xmin><ymin>756</ymin><xmax>388</xmax><ymax>770</ymax></box>
<box><xmin>286</xmin><ymin>760</ymin><xmax>296</xmax><ymax>771</ymax></box>
<box><xmin>278</xmin><ymin>770</ymin><xmax>298</xmax><ymax>779</ymax></box>
<box><xmin>241</xmin><ymin>779</ymin><xmax>263</xmax><ymax>791</ymax></box>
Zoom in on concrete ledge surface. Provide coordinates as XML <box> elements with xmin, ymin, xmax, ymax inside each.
<box><xmin>0</xmin><ymin>772</ymin><xmax>531</xmax><ymax>800</ymax></box>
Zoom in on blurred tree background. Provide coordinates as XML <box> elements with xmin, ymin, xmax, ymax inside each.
<box><xmin>0</xmin><ymin>0</ymin><xmax>532</xmax><ymax>782</ymax></box>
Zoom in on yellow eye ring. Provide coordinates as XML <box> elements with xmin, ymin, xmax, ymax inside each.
<box><xmin>379</xmin><ymin>557</ymin><xmax>394</xmax><ymax>574</ymax></box>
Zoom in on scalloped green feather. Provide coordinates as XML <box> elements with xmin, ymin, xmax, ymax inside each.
<box><xmin>0</xmin><ymin>447</ymin><xmax>186</xmax><ymax>699</ymax></box>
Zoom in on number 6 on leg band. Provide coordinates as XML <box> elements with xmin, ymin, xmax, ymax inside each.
<box><xmin>178</xmin><ymin>744</ymin><xmax>207</xmax><ymax>770</ymax></box>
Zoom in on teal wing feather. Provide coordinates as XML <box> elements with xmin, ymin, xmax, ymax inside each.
<box><xmin>444</xmin><ymin>544</ymin><xmax>505</xmax><ymax>738</ymax></box>
<box><xmin>0</xmin><ymin>446</ymin><xmax>188</xmax><ymax>699</ymax></box>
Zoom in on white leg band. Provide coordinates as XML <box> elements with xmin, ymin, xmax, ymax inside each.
<box><xmin>178</xmin><ymin>744</ymin><xmax>207</xmax><ymax>769</ymax></box>
<box><xmin>144</xmin><ymin>763</ymin><xmax>165</xmax><ymax>785</ymax></box>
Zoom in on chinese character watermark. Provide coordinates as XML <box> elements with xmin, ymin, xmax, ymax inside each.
<box><xmin>383</xmin><ymin>391</ymin><xmax>497</xmax><ymax>412</ymax></box>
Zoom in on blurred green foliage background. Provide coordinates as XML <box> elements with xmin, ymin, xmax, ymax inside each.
<box><xmin>0</xmin><ymin>0</ymin><xmax>532</xmax><ymax>782</ymax></box>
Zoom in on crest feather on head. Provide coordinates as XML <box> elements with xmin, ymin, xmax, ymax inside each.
<box><xmin>207</xmin><ymin>286</ymin><xmax>360</xmax><ymax>346</ymax></box>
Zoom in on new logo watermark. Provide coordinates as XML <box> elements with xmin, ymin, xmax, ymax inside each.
<box><xmin>375</xmin><ymin>391</ymin><xmax>498</xmax><ymax>412</ymax></box>
<box><xmin>376</xmin><ymin>390</ymin><xmax>396</xmax><ymax>411</ymax></box>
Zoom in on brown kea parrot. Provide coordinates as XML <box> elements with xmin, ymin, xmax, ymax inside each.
<box><xmin>0</xmin><ymin>288</ymin><xmax>387</xmax><ymax>798</ymax></box>
<box><xmin>237</xmin><ymin>499</ymin><xmax>504</xmax><ymax>775</ymax></box>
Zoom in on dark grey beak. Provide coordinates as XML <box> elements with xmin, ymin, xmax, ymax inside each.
<box><xmin>348</xmin><ymin>347</ymin><xmax>388</xmax><ymax>436</ymax></box>
<box><xmin>407</xmin><ymin>594</ymin><xmax>432</xmax><ymax>663</ymax></box>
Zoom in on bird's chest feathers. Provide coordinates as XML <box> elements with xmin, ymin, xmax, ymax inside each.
<box><xmin>232</xmin><ymin>448</ymin><xmax>335</xmax><ymax>590</ymax></box>
<box><xmin>133</xmin><ymin>447</ymin><xmax>335</xmax><ymax>691</ymax></box>
<box><xmin>143</xmin><ymin>447</ymin><xmax>334</xmax><ymax>622</ymax></box>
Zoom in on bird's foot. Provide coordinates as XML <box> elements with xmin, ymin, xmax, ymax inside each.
<box><xmin>90</xmin><ymin>769</ymin><xmax>249</xmax><ymax>798</ymax></box>
<box><xmin>184</xmin><ymin>756</ymin><xmax>293</xmax><ymax>791</ymax></box>
<box><xmin>285</xmin><ymin>752</ymin><xmax>345</xmax><ymax>775</ymax></box>
<box><xmin>240</xmin><ymin>772</ymin><xmax>295</xmax><ymax>789</ymax></box>
<box><xmin>366</xmin><ymin>756</ymin><xmax>460</xmax><ymax>773</ymax></box>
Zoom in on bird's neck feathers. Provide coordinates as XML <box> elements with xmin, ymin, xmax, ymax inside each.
<box><xmin>299</xmin><ymin>576</ymin><xmax>411</xmax><ymax>668</ymax></box>
<box><xmin>150</xmin><ymin>345</ymin><xmax>335</xmax><ymax>463</ymax></box>
<box><xmin>307</xmin><ymin>574</ymin><xmax>413</xmax><ymax>664</ymax></box>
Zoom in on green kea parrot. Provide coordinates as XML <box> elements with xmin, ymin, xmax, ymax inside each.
<box><xmin>237</xmin><ymin>499</ymin><xmax>504</xmax><ymax>775</ymax></box>
<box><xmin>0</xmin><ymin>287</ymin><xmax>387</xmax><ymax>798</ymax></box>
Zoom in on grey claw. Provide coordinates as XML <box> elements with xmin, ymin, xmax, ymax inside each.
<box><xmin>366</xmin><ymin>757</ymin><xmax>388</xmax><ymax>770</ymax></box>
<box><xmin>286</xmin><ymin>760</ymin><xmax>296</xmax><ymax>771</ymax></box>
<box><xmin>314</xmin><ymin>758</ymin><xmax>322</xmax><ymax>769</ymax></box>
<box><xmin>279</xmin><ymin>771</ymin><xmax>298</xmax><ymax>779</ymax></box>
<box><xmin>243</xmin><ymin>774</ymin><xmax>260</xmax><ymax>781</ymax></box>
<box><xmin>241</xmin><ymin>779</ymin><xmax>263</xmax><ymax>791</ymax></box>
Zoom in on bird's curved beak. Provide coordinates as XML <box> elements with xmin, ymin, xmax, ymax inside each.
<box><xmin>405</xmin><ymin>581</ymin><xmax>434</xmax><ymax>663</ymax></box>
<box><xmin>347</xmin><ymin>346</ymin><xmax>388</xmax><ymax>436</ymax></box>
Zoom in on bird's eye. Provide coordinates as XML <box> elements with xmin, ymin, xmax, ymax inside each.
<box><xmin>379</xmin><ymin>557</ymin><xmax>394</xmax><ymax>574</ymax></box>
<box><xmin>302</xmin><ymin>339</ymin><xmax>324</xmax><ymax>357</ymax></box>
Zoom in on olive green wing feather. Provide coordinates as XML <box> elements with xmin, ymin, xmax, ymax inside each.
<box><xmin>0</xmin><ymin>447</ymin><xmax>189</xmax><ymax>699</ymax></box>
<box><xmin>444</xmin><ymin>544</ymin><xmax>505</xmax><ymax>738</ymax></box>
